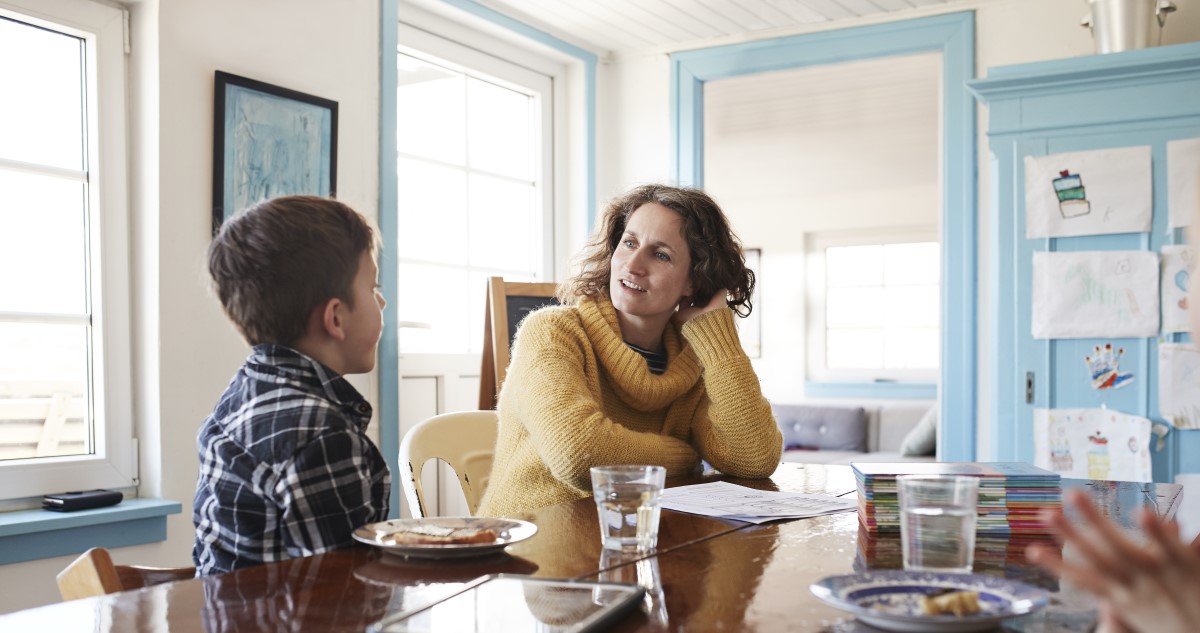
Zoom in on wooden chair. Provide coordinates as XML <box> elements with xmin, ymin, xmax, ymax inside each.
<box><xmin>399</xmin><ymin>410</ymin><xmax>499</xmax><ymax>518</ymax></box>
<box><xmin>478</xmin><ymin>277</ymin><xmax>558</xmax><ymax>409</ymax></box>
<box><xmin>57</xmin><ymin>547</ymin><xmax>195</xmax><ymax>601</ymax></box>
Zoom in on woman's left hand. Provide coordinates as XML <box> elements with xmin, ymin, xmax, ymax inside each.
<box><xmin>677</xmin><ymin>291</ymin><xmax>729</xmax><ymax>324</ymax></box>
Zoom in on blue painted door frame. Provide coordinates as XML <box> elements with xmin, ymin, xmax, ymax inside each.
<box><xmin>670</xmin><ymin>12</ymin><xmax>978</xmax><ymax>461</ymax></box>
<box><xmin>969</xmin><ymin>42</ymin><xmax>1200</xmax><ymax>482</ymax></box>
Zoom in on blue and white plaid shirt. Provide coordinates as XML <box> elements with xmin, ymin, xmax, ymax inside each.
<box><xmin>193</xmin><ymin>345</ymin><xmax>390</xmax><ymax>576</ymax></box>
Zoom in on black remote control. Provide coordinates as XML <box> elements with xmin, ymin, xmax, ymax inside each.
<box><xmin>42</xmin><ymin>490</ymin><xmax>123</xmax><ymax>512</ymax></box>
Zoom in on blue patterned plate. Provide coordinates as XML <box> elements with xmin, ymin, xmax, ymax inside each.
<box><xmin>810</xmin><ymin>570</ymin><xmax>1049</xmax><ymax>632</ymax></box>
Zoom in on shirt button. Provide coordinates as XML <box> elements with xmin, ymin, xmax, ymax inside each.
<box><xmin>356</xmin><ymin>403</ymin><xmax>370</xmax><ymax>414</ymax></box>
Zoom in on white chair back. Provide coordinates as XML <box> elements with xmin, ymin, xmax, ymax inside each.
<box><xmin>399</xmin><ymin>410</ymin><xmax>499</xmax><ymax>518</ymax></box>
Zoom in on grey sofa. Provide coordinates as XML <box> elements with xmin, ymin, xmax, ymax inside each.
<box><xmin>772</xmin><ymin>400</ymin><xmax>936</xmax><ymax>465</ymax></box>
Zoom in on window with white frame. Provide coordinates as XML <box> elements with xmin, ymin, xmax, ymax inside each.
<box><xmin>395</xmin><ymin>33</ymin><xmax>553</xmax><ymax>355</ymax></box>
<box><xmin>0</xmin><ymin>0</ymin><xmax>134</xmax><ymax>499</ymax></box>
<box><xmin>806</xmin><ymin>229</ymin><xmax>939</xmax><ymax>382</ymax></box>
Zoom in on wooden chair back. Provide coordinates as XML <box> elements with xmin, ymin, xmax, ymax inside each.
<box><xmin>478</xmin><ymin>277</ymin><xmax>558</xmax><ymax>409</ymax></box>
<box><xmin>57</xmin><ymin>547</ymin><xmax>195</xmax><ymax>601</ymax></box>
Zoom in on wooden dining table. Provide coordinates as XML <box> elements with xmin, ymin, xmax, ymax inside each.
<box><xmin>0</xmin><ymin>463</ymin><xmax>1182</xmax><ymax>632</ymax></box>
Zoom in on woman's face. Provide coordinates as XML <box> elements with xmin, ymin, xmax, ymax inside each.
<box><xmin>608</xmin><ymin>202</ymin><xmax>694</xmax><ymax>327</ymax></box>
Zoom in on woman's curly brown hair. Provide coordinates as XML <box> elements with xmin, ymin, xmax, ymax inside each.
<box><xmin>558</xmin><ymin>184</ymin><xmax>755</xmax><ymax>317</ymax></box>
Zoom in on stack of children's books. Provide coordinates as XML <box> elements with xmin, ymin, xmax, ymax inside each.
<box><xmin>853</xmin><ymin>462</ymin><xmax>1062</xmax><ymax>536</ymax></box>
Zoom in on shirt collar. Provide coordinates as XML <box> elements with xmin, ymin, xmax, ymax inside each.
<box><xmin>247</xmin><ymin>344</ymin><xmax>373</xmax><ymax>427</ymax></box>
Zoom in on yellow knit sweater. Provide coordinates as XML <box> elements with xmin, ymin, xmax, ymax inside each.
<box><xmin>478</xmin><ymin>295</ymin><xmax>783</xmax><ymax>517</ymax></box>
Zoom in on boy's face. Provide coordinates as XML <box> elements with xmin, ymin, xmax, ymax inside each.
<box><xmin>342</xmin><ymin>251</ymin><xmax>386</xmax><ymax>375</ymax></box>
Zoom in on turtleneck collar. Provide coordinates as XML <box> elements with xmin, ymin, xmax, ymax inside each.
<box><xmin>577</xmin><ymin>295</ymin><xmax>703</xmax><ymax>411</ymax></box>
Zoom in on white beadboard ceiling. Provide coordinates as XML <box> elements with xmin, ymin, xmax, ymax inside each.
<box><xmin>478</xmin><ymin>0</ymin><xmax>972</xmax><ymax>57</ymax></box>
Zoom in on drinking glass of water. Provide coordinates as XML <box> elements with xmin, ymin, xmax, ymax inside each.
<box><xmin>897</xmin><ymin>474</ymin><xmax>979</xmax><ymax>573</ymax></box>
<box><xmin>590</xmin><ymin>465</ymin><xmax>666</xmax><ymax>553</ymax></box>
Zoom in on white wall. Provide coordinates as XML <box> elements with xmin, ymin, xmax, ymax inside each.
<box><xmin>592</xmin><ymin>0</ymin><xmax>1200</xmax><ymax>460</ymax></box>
<box><xmin>0</xmin><ymin>0</ymin><xmax>381</xmax><ymax>613</ymax></box>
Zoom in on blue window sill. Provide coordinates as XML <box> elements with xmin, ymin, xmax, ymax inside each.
<box><xmin>804</xmin><ymin>382</ymin><xmax>937</xmax><ymax>400</ymax></box>
<box><xmin>0</xmin><ymin>499</ymin><xmax>182</xmax><ymax>565</ymax></box>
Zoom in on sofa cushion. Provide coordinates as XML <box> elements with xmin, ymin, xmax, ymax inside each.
<box><xmin>772</xmin><ymin>404</ymin><xmax>867</xmax><ymax>452</ymax></box>
<box><xmin>900</xmin><ymin>406</ymin><xmax>938</xmax><ymax>456</ymax></box>
<box><xmin>875</xmin><ymin>403</ymin><xmax>936</xmax><ymax>453</ymax></box>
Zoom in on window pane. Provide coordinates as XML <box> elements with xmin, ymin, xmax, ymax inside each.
<box><xmin>398</xmin><ymin>264</ymin><xmax>469</xmax><ymax>353</ymax></box>
<box><xmin>467</xmin><ymin>78</ymin><xmax>532</xmax><ymax>180</ymax></box>
<box><xmin>0</xmin><ymin>170</ymin><xmax>87</xmax><ymax>314</ymax></box>
<box><xmin>883</xmin><ymin>285</ymin><xmax>939</xmax><ymax>328</ymax></box>
<box><xmin>0</xmin><ymin>17</ymin><xmax>84</xmax><ymax>170</ymax></box>
<box><xmin>468</xmin><ymin>175</ymin><xmax>536</xmax><ymax>274</ymax></box>
<box><xmin>397</xmin><ymin>158</ymin><xmax>467</xmax><ymax>265</ymax></box>
<box><xmin>884</xmin><ymin>241</ymin><xmax>940</xmax><ymax>285</ymax></box>
<box><xmin>827</xmin><ymin>328</ymin><xmax>883</xmax><ymax>369</ymax></box>
<box><xmin>885</xmin><ymin>327</ymin><xmax>939</xmax><ymax>369</ymax></box>
<box><xmin>826</xmin><ymin>287</ymin><xmax>883</xmax><ymax>328</ymax></box>
<box><xmin>0</xmin><ymin>323</ymin><xmax>90</xmax><ymax>461</ymax></box>
<box><xmin>397</xmin><ymin>55</ymin><xmax>464</xmax><ymax>165</ymax></box>
<box><xmin>825</xmin><ymin>245</ymin><xmax>882</xmax><ymax>287</ymax></box>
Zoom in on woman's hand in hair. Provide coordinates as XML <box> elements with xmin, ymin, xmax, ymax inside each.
<box><xmin>677</xmin><ymin>290</ymin><xmax>729</xmax><ymax>324</ymax></box>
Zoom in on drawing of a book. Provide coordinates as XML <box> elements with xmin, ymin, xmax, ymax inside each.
<box><xmin>1053</xmin><ymin>170</ymin><xmax>1091</xmax><ymax>219</ymax></box>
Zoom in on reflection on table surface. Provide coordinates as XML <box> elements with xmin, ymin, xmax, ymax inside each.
<box><xmin>0</xmin><ymin>464</ymin><xmax>1181</xmax><ymax>633</ymax></box>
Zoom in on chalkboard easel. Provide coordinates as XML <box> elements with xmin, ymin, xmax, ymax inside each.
<box><xmin>478</xmin><ymin>277</ymin><xmax>559</xmax><ymax>410</ymax></box>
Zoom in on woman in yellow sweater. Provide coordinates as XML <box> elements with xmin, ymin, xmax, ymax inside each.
<box><xmin>478</xmin><ymin>184</ymin><xmax>783</xmax><ymax>517</ymax></box>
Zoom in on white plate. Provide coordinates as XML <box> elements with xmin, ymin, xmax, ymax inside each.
<box><xmin>354</xmin><ymin>517</ymin><xmax>537</xmax><ymax>559</ymax></box>
<box><xmin>810</xmin><ymin>570</ymin><xmax>1049</xmax><ymax>633</ymax></box>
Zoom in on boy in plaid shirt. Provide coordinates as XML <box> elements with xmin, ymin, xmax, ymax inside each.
<box><xmin>193</xmin><ymin>196</ymin><xmax>390</xmax><ymax>575</ymax></box>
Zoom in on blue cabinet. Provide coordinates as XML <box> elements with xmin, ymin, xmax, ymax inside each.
<box><xmin>969</xmin><ymin>42</ymin><xmax>1200</xmax><ymax>482</ymax></box>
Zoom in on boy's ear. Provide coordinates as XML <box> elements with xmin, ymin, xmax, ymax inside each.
<box><xmin>318</xmin><ymin>297</ymin><xmax>349</xmax><ymax>342</ymax></box>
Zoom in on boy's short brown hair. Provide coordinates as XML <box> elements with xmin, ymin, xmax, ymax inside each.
<box><xmin>207</xmin><ymin>195</ymin><xmax>378</xmax><ymax>346</ymax></box>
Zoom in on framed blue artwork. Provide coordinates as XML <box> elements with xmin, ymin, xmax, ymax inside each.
<box><xmin>212</xmin><ymin>71</ymin><xmax>337</xmax><ymax>235</ymax></box>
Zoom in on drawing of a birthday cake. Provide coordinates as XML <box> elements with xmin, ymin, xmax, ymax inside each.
<box><xmin>1053</xmin><ymin>170</ymin><xmax>1091</xmax><ymax>219</ymax></box>
<box><xmin>1087</xmin><ymin>431</ymin><xmax>1110</xmax><ymax>479</ymax></box>
<box><xmin>1050</xmin><ymin>423</ymin><xmax>1074</xmax><ymax>472</ymax></box>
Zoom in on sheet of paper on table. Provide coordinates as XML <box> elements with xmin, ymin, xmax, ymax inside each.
<box><xmin>661</xmin><ymin>481</ymin><xmax>857</xmax><ymax>524</ymax></box>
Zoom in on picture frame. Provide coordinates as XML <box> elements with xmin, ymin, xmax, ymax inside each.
<box><xmin>212</xmin><ymin>71</ymin><xmax>338</xmax><ymax>235</ymax></box>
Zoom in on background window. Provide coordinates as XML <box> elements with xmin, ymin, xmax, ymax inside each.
<box><xmin>0</xmin><ymin>16</ymin><xmax>92</xmax><ymax>461</ymax></box>
<box><xmin>0</xmin><ymin>0</ymin><xmax>133</xmax><ymax>498</ymax></box>
<box><xmin>395</xmin><ymin>51</ymin><xmax>550</xmax><ymax>354</ymax></box>
<box><xmin>807</xmin><ymin>231</ymin><xmax>939</xmax><ymax>382</ymax></box>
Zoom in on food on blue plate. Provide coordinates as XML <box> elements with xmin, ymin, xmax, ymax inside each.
<box><xmin>920</xmin><ymin>589</ymin><xmax>980</xmax><ymax>616</ymax></box>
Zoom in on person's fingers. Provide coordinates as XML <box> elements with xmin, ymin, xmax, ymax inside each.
<box><xmin>1026</xmin><ymin>542</ymin><xmax>1114</xmax><ymax>597</ymax></box>
<box><xmin>1139</xmin><ymin>510</ymin><xmax>1193</xmax><ymax>564</ymax></box>
<box><xmin>1095</xmin><ymin>601</ymin><xmax>1135</xmax><ymax>633</ymax></box>
<box><xmin>1044</xmin><ymin>499</ymin><xmax>1131</xmax><ymax>582</ymax></box>
<box><xmin>1063</xmin><ymin>490</ymin><xmax>1156</xmax><ymax>569</ymax></box>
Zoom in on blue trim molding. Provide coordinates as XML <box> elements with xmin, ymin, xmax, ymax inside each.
<box><xmin>379</xmin><ymin>0</ymin><xmax>400</xmax><ymax>519</ymax></box>
<box><xmin>670</xmin><ymin>12</ymin><xmax>977</xmax><ymax>461</ymax></box>
<box><xmin>805</xmin><ymin>382</ymin><xmax>938</xmax><ymax>401</ymax></box>
<box><xmin>0</xmin><ymin>499</ymin><xmax>181</xmax><ymax>565</ymax></box>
